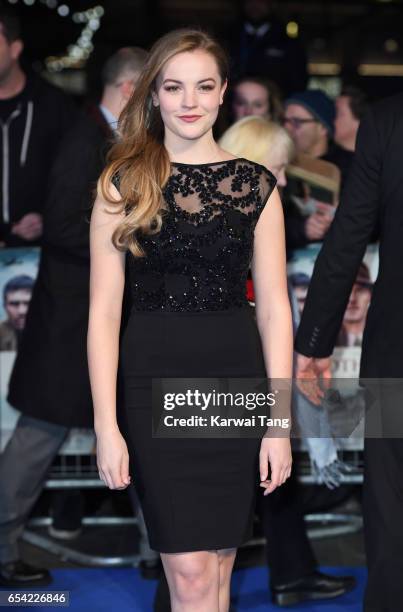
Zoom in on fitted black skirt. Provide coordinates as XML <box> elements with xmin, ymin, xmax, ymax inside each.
<box><xmin>119</xmin><ymin>305</ymin><xmax>266</xmax><ymax>553</ymax></box>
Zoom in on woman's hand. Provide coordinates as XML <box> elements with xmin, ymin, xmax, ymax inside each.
<box><xmin>259</xmin><ymin>437</ymin><xmax>292</xmax><ymax>495</ymax></box>
<box><xmin>96</xmin><ymin>425</ymin><xmax>131</xmax><ymax>490</ymax></box>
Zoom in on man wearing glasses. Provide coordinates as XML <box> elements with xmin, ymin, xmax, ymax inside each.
<box><xmin>282</xmin><ymin>90</ymin><xmax>354</xmax><ymax>249</ymax></box>
<box><xmin>284</xmin><ymin>89</ymin><xmax>353</xmax><ymax>184</ymax></box>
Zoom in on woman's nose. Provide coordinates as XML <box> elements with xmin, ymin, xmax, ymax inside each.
<box><xmin>182</xmin><ymin>89</ymin><xmax>197</xmax><ymax>108</ymax></box>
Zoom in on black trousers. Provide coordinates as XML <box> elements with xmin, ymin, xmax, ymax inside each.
<box><xmin>363</xmin><ymin>438</ymin><xmax>403</xmax><ymax>612</ymax></box>
<box><xmin>256</xmin><ymin>470</ymin><xmax>316</xmax><ymax>586</ymax></box>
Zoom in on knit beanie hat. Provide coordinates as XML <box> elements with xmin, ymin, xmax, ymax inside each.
<box><xmin>285</xmin><ymin>90</ymin><xmax>336</xmax><ymax>136</ymax></box>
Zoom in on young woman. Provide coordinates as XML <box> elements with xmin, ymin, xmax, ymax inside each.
<box><xmin>231</xmin><ymin>76</ymin><xmax>284</xmax><ymax>124</ymax></box>
<box><xmin>88</xmin><ymin>29</ymin><xmax>293</xmax><ymax>612</ymax></box>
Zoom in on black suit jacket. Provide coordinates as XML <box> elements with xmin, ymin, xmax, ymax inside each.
<box><xmin>295</xmin><ymin>93</ymin><xmax>403</xmax><ymax>378</ymax></box>
<box><xmin>228</xmin><ymin>19</ymin><xmax>308</xmax><ymax>96</ymax></box>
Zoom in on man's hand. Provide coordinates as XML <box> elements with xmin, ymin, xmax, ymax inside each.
<box><xmin>11</xmin><ymin>213</ymin><xmax>43</xmax><ymax>241</ymax></box>
<box><xmin>296</xmin><ymin>352</ymin><xmax>332</xmax><ymax>406</ymax></box>
<box><xmin>305</xmin><ymin>202</ymin><xmax>334</xmax><ymax>241</ymax></box>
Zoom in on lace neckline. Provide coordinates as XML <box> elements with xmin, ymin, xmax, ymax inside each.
<box><xmin>164</xmin><ymin>158</ymin><xmax>260</xmax><ymax>224</ymax></box>
<box><xmin>170</xmin><ymin>157</ymin><xmax>244</xmax><ymax>168</ymax></box>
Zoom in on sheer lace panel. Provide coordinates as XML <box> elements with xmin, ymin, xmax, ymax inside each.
<box><xmin>114</xmin><ymin>158</ymin><xmax>276</xmax><ymax>312</ymax></box>
<box><xmin>165</xmin><ymin>159</ymin><xmax>275</xmax><ymax>225</ymax></box>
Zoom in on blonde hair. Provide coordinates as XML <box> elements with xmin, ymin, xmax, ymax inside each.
<box><xmin>218</xmin><ymin>115</ymin><xmax>294</xmax><ymax>168</ymax></box>
<box><xmin>99</xmin><ymin>28</ymin><xmax>229</xmax><ymax>257</ymax></box>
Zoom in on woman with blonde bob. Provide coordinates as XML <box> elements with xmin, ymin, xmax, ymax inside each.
<box><xmin>88</xmin><ymin>28</ymin><xmax>293</xmax><ymax>612</ymax></box>
<box><xmin>219</xmin><ymin>115</ymin><xmax>295</xmax><ymax>188</ymax></box>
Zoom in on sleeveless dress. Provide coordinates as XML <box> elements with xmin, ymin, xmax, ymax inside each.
<box><xmin>117</xmin><ymin>158</ymin><xmax>277</xmax><ymax>553</ymax></box>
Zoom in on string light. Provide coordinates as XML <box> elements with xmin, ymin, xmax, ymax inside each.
<box><xmin>57</xmin><ymin>4</ymin><xmax>69</xmax><ymax>17</ymax></box>
<box><xmin>5</xmin><ymin>0</ymin><xmax>105</xmax><ymax>71</ymax></box>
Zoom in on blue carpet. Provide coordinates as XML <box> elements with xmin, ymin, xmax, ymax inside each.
<box><xmin>0</xmin><ymin>566</ymin><xmax>366</xmax><ymax>611</ymax></box>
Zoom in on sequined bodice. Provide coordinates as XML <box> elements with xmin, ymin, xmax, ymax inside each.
<box><xmin>124</xmin><ymin>158</ymin><xmax>276</xmax><ymax>312</ymax></box>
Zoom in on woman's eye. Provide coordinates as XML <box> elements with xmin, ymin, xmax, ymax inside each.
<box><xmin>200</xmin><ymin>85</ymin><xmax>214</xmax><ymax>91</ymax></box>
<box><xmin>164</xmin><ymin>86</ymin><xmax>180</xmax><ymax>92</ymax></box>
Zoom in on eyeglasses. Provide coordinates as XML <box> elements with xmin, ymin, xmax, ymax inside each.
<box><xmin>283</xmin><ymin>117</ymin><xmax>318</xmax><ymax>129</ymax></box>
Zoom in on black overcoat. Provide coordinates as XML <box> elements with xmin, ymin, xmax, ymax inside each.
<box><xmin>7</xmin><ymin>106</ymin><xmax>112</xmax><ymax>427</ymax></box>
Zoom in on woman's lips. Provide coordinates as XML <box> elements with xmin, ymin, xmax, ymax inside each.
<box><xmin>178</xmin><ymin>115</ymin><xmax>203</xmax><ymax>123</ymax></box>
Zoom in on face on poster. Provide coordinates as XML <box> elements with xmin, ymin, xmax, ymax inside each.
<box><xmin>0</xmin><ymin>248</ymin><xmax>39</xmax><ymax>353</ymax></box>
<box><xmin>287</xmin><ymin>243</ymin><xmax>379</xmax><ymax>376</ymax></box>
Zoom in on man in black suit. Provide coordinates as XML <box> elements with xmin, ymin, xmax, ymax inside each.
<box><xmin>295</xmin><ymin>94</ymin><xmax>403</xmax><ymax>611</ymax></box>
<box><xmin>227</xmin><ymin>0</ymin><xmax>308</xmax><ymax>97</ymax></box>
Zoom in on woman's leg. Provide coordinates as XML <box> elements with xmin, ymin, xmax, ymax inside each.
<box><xmin>160</xmin><ymin>550</ymin><xmax>220</xmax><ymax>612</ymax></box>
<box><xmin>217</xmin><ymin>548</ymin><xmax>237</xmax><ymax>612</ymax></box>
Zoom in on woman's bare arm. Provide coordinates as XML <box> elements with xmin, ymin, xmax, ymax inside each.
<box><xmin>251</xmin><ymin>187</ymin><xmax>293</xmax><ymax>494</ymax></box>
<box><xmin>88</xmin><ymin>180</ymin><xmax>125</xmax><ymax>433</ymax></box>
<box><xmin>88</xmin><ymin>180</ymin><xmax>131</xmax><ymax>490</ymax></box>
<box><xmin>252</xmin><ymin>187</ymin><xmax>293</xmax><ymax>379</ymax></box>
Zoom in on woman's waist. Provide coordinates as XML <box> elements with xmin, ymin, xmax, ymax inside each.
<box><xmin>127</xmin><ymin>304</ymin><xmax>252</xmax><ymax>318</ymax></box>
<box><xmin>121</xmin><ymin>304</ymin><xmax>264</xmax><ymax>375</ymax></box>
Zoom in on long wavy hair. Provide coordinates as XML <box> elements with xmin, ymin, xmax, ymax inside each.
<box><xmin>99</xmin><ymin>28</ymin><xmax>229</xmax><ymax>257</ymax></box>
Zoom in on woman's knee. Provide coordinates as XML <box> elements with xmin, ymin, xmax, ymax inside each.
<box><xmin>163</xmin><ymin>551</ymin><xmax>218</xmax><ymax>602</ymax></box>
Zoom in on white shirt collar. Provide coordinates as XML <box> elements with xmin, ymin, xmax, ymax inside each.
<box><xmin>244</xmin><ymin>22</ymin><xmax>271</xmax><ymax>37</ymax></box>
<box><xmin>99</xmin><ymin>104</ymin><xmax>118</xmax><ymax>132</ymax></box>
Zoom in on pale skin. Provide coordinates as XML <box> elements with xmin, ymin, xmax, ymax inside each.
<box><xmin>232</xmin><ymin>81</ymin><xmax>271</xmax><ymax>121</ymax></box>
<box><xmin>261</xmin><ymin>148</ymin><xmax>289</xmax><ymax>188</ymax></box>
<box><xmin>89</xmin><ymin>48</ymin><xmax>292</xmax><ymax>612</ymax></box>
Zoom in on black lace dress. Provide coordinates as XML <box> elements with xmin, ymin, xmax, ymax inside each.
<box><xmin>117</xmin><ymin>158</ymin><xmax>277</xmax><ymax>553</ymax></box>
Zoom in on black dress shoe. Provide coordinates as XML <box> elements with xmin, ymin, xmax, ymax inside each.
<box><xmin>271</xmin><ymin>570</ymin><xmax>356</xmax><ymax>607</ymax></box>
<box><xmin>0</xmin><ymin>561</ymin><xmax>52</xmax><ymax>587</ymax></box>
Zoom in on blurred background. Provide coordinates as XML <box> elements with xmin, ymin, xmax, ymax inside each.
<box><xmin>11</xmin><ymin>0</ymin><xmax>403</xmax><ymax>100</ymax></box>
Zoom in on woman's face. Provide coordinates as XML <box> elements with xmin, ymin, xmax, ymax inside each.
<box><xmin>153</xmin><ymin>50</ymin><xmax>227</xmax><ymax>144</ymax></box>
<box><xmin>232</xmin><ymin>82</ymin><xmax>270</xmax><ymax>120</ymax></box>
<box><xmin>261</xmin><ymin>147</ymin><xmax>289</xmax><ymax>188</ymax></box>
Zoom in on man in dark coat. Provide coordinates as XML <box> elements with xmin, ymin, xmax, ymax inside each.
<box><xmin>0</xmin><ymin>47</ymin><xmax>148</xmax><ymax>587</ymax></box>
<box><xmin>0</xmin><ymin>6</ymin><xmax>77</xmax><ymax>247</ymax></box>
<box><xmin>294</xmin><ymin>94</ymin><xmax>403</xmax><ymax>611</ymax></box>
<box><xmin>227</xmin><ymin>0</ymin><xmax>308</xmax><ymax>97</ymax></box>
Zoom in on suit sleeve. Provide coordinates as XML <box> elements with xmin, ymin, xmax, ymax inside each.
<box><xmin>294</xmin><ymin>107</ymin><xmax>382</xmax><ymax>357</ymax></box>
